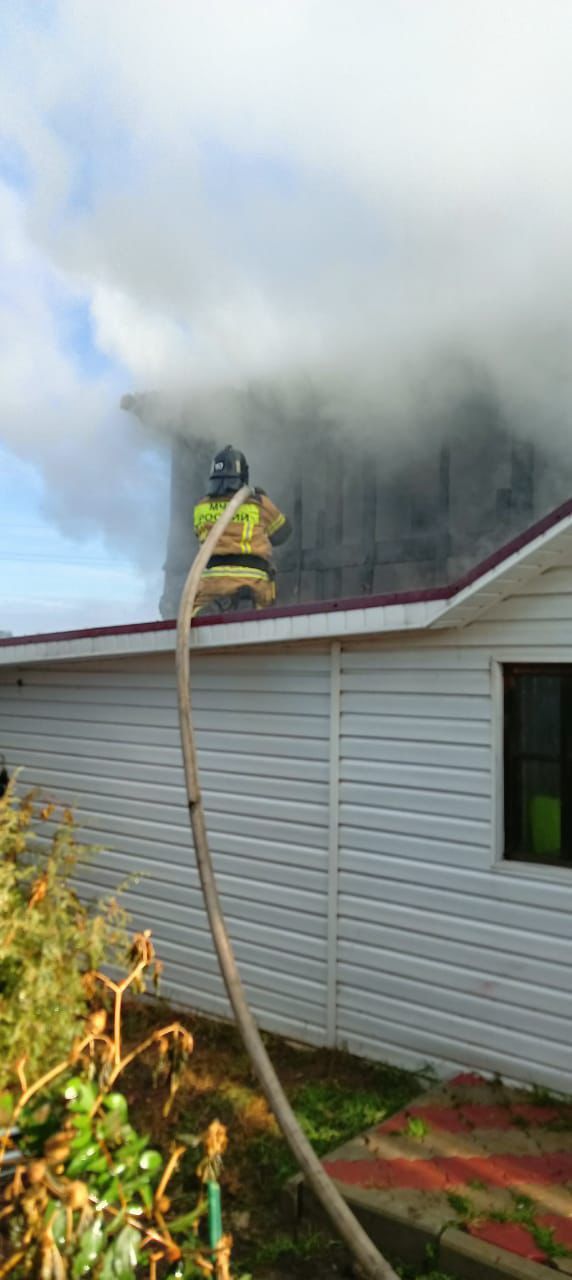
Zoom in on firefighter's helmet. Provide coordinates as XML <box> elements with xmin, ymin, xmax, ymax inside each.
<box><xmin>207</xmin><ymin>445</ymin><xmax>249</xmax><ymax>496</ymax></box>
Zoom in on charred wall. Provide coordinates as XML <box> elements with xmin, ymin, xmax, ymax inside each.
<box><xmin>121</xmin><ymin>391</ymin><xmax>566</xmax><ymax>620</ymax></box>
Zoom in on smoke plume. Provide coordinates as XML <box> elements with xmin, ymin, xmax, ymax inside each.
<box><xmin>2</xmin><ymin>0</ymin><xmax>572</xmax><ymax>603</ymax></box>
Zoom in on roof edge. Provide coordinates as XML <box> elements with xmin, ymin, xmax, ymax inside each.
<box><xmin>450</xmin><ymin>494</ymin><xmax>572</xmax><ymax>594</ymax></box>
<box><xmin>0</xmin><ymin>585</ymin><xmax>450</xmax><ymax>651</ymax></box>
<box><xmin>2</xmin><ymin>492</ymin><xmax>572</xmax><ymax>654</ymax></box>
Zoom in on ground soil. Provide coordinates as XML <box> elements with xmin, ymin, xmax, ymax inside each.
<box><xmin>121</xmin><ymin>998</ymin><xmax>454</xmax><ymax>1279</ymax></box>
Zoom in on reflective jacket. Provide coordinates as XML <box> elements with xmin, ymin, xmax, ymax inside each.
<box><xmin>193</xmin><ymin>491</ymin><xmax>290</xmax><ymax>564</ymax></box>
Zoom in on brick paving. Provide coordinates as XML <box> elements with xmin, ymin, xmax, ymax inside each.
<box><xmin>321</xmin><ymin>1073</ymin><xmax>572</xmax><ymax>1272</ymax></box>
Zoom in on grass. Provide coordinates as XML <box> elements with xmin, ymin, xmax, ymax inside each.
<box><xmin>487</xmin><ymin>1191</ymin><xmax>572</xmax><ymax>1262</ymax></box>
<box><xmin>121</xmin><ymin>999</ymin><xmax>454</xmax><ymax>1278</ymax></box>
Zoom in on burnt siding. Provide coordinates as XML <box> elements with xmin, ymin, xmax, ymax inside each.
<box><xmin>161</xmin><ymin>421</ymin><xmax>543</xmax><ymax>617</ymax></box>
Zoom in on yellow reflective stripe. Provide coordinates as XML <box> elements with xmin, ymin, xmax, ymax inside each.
<box><xmin>245</xmin><ymin>516</ymin><xmax>255</xmax><ymax>553</ymax></box>
<box><xmin>202</xmin><ymin>566</ymin><xmax>270</xmax><ymax>582</ymax></box>
<box><xmin>267</xmin><ymin>512</ymin><xmax>286</xmax><ymax>536</ymax></box>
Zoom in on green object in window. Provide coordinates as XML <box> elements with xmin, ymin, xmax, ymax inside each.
<box><xmin>530</xmin><ymin>794</ymin><xmax>561</xmax><ymax>855</ymax></box>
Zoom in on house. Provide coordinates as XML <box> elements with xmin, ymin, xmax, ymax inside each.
<box><xmin>1</xmin><ymin>498</ymin><xmax>571</xmax><ymax>1091</ymax></box>
<box><xmin>122</xmin><ymin>388</ymin><xmax>556</xmax><ymax>617</ymax></box>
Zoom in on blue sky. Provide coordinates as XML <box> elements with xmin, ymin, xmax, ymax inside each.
<box><xmin>0</xmin><ymin>246</ymin><xmax>156</xmax><ymax>635</ymax></box>
<box><xmin>0</xmin><ymin>447</ymin><xmax>157</xmax><ymax>636</ymax></box>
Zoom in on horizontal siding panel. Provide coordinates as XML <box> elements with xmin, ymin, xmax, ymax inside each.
<box><xmin>124</xmin><ymin>950</ymin><xmax>324</xmax><ymax>1029</ymax></box>
<box><xmin>24</xmin><ymin>652</ymin><xmax>329</xmax><ymax>677</ymax></box>
<box><xmin>339</xmin><ymin>893</ymin><xmax>570</xmax><ymax>963</ymax></box>
<box><xmin>161</xmin><ymin>972</ymin><xmax>325</xmax><ymax>1045</ymax></box>
<box><xmin>337</xmin><ymin>986</ymin><xmax>570</xmax><ymax>1072</ymax></box>
<box><xmin>85</xmin><ymin>825</ymin><xmax>327</xmax><ymax>877</ymax></box>
<box><xmin>2</xmin><ymin>698</ymin><xmax>328</xmax><ymax>738</ymax></box>
<box><xmin>3</xmin><ymin>727</ymin><xmax>328</xmax><ymax>767</ymax></box>
<box><xmin>439</xmin><ymin>619</ymin><xmax>572</xmax><ymax>647</ymax></box>
<box><xmin>153</xmin><ymin>934</ymin><xmax>326</xmax><ymax>1010</ymax></box>
<box><xmin>341</xmin><ymin>649</ymin><xmax>487</xmax><ymax>671</ymax></box>
<box><xmin>30</xmin><ymin>776</ymin><xmax>326</xmax><ymax>833</ymax></box>
<box><xmin>70</xmin><ymin>827</ymin><xmax>327</xmax><ymax>894</ymax></box>
<box><xmin>4</xmin><ymin>668</ymin><xmax>328</xmax><ymax>691</ymax></box>
<box><xmin>516</xmin><ymin>566</ymin><xmax>572</xmax><ymax>595</ymax></box>
<box><xmin>134</xmin><ymin>906</ymin><xmax>327</xmax><ymax>970</ymax></box>
<box><xmin>342</xmin><ymin>692</ymin><xmax>489</xmax><ymax>720</ymax></box>
<box><xmin>341</xmin><ymin>714</ymin><xmax>489</xmax><ymax>745</ymax></box>
<box><xmin>2</xmin><ymin>697</ymin><xmax>179</xmax><ymax>729</ymax></box>
<box><xmin>339</xmin><ymin>854</ymin><xmax>572</xmax><ymax>912</ymax></box>
<box><xmin>337</xmin><ymin>946</ymin><xmax>571</xmax><ymax>1022</ymax></box>
<box><xmin>337</xmin><ymin>1011</ymin><xmax>569</xmax><ymax>1091</ymax></box>
<box><xmin>340</xmin><ymin>805</ymin><xmax>488</xmax><ymax>847</ymax></box>
<box><xmin>160</xmin><ymin>958</ymin><xmax>325</xmax><ymax>1030</ymax></box>
<box><xmin>340</xmin><ymin>869</ymin><xmax>569</xmax><ymax>933</ymax></box>
<box><xmin>167</xmin><ymin>943</ymin><xmax>326</xmax><ymax>1011</ymax></box>
<box><xmin>8</xmin><ymin>683</ymin><xmax>329</xmax><ymax>716</ymax></box>
<box><xmin>2</xmin><ymin>715</ymin><xmax>187</xmax><ymax>750</ymax></box>
<box><xmin>340</xmin><ymin>759</ymin><xmax>490</xmax><ymax>796</ymax></box>
<box><xmin>339</xmin><ymin>826</ymin><xmax>489</xmax><ymax>866</ymax></box>
<box><xmin>16</xmin><ymin>755</ymin><xmax>328</xmax><ymax>802</ymax></box>
<box><xmin>341</xmin><ymin>670</ymin><xmax>490</xmax><ymax>695</ymax></box>
<box><xmin>76</xmin><ymin>868</ymin><xmax>325</xmax><ymax>941</ymax></box>
<box><xmin>72</xmin><ymin>840</ymin><xmax>327</xmax><ymax>920</ymax></box>
<box><xmin>486</xmin><ymin>593</ymin><xmax>572</xmax><ymax>623</ymax></box>
<box><xmin>69</xmin><ymin>804</ymin><xmax>328</xmax><ymax>855</ymax></box>
<box><xmin>340</xmin><ymin>780</ymin><xmax>489</xmax><ymax>821</ymax></box>
<box><xmin>340</xmin><ymin>736</ymin><xmax>490</xmax><ymax>771</ymax></box>
<box><xmin>337</xmin><ymin>920</ymin><xmax>569</xmax><ymax>992</ymax></box>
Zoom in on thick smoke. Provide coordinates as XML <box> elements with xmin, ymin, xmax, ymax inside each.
<box><xmin>2</xmin><ymin>0</ymin><xmax>572</xmax><ymax>592</ymax></box>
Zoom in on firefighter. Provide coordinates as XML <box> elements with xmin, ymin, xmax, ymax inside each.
<box><xmin>193</xmin><ymin>445</ymin><xmax>291</xmax><ymax>615</ymax></box>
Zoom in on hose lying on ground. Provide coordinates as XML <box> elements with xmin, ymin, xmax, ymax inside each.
<box><xmin>176</xmin><ymin>485</ymin><xmax>398</xmax><ymax>1280</ymax></box>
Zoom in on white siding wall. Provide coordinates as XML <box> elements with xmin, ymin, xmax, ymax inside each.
<box><xmin>0</xmin><ymin>650</ymin><xmax>331</xmax><ymax>1044</ymax></box>
<box><xmin>337</xmin><ymin>562</ymin><xmax>572</xmax><ymax>1090</ymax></box>
<box><xmin>1</xmin><ymin>561</ymin><xmax>571</xmax><ymax>1088</ymax></box>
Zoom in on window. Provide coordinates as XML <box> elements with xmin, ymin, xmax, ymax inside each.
<box><xmin>504</xmin><ymin>665</ymin><xmax>572</xmax><ymax>868</ymax></box>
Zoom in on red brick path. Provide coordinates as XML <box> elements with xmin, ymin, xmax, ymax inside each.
<box><xmin>322</xmin><ymin>1073</ymin><xmax>572</xmax><ymax>1266</ymax></box>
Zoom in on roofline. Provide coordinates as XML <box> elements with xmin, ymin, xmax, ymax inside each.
<box><xmin>449</xmin><ymin>494</ymin><xmax>572</xmax><ymax>594</ymax></box>
<box><xmin>0</xmin><ymin>585</ymin><xmax>449</xmax><ymax>650</ymax></box>
<box><xmin>1</xmin><ymin>493</ymin><xmax>571</xmax><ymax>657</ymax></box>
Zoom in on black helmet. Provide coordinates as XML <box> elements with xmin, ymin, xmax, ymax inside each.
<box><xmin>207</xmin><ymin>445</ymin><xmax>249</xmax><ymax>496</ymax></box>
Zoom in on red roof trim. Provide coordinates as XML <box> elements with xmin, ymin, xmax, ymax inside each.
<box><xmin>451</xmin><ymin>494</ymin><xmax>572</xmax><ymax>594</ymax></box>
<box><xmin>2</xmin><ymin>496</ymin><xmax>572</xmax><ymax>652</ymax></box>
<box><xmin>0</xmin><ymin>586</ymin><xmax>449</xmax><ymax>649</ymax></box>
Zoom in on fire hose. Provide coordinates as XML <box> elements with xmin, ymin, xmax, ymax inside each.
<box><xmin>176</xmin><ymin>485</ymin><xmax>398</xmax><ymax>1280</ymax></box>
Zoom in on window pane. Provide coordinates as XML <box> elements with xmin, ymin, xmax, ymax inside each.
<box><xmin>504</xmin><ymin>668</ymin><xmax>571</xmax><ymax>866</ymax></box>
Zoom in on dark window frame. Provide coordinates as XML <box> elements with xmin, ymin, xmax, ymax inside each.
<box><xmin>503</xmin><ymin>662</ymin><xmax>572</xmax><ymax>869</ymax></box>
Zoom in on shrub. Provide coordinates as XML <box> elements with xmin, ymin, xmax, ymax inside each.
<box><xmin>0</xmin><ymin>931</ymin><xmax>236</xmax><ymax>1278</ymax></box>
<box><xmin>0</xmin><ymin>780</ymin><xmax>128</xmax><ymax>1087</ymax></box>
<box><xmin>0</xmin><ymin>784</ymin><xmax>243</xmax><ymax>1278</ymax></box>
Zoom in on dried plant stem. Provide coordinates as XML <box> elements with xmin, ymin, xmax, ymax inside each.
<box><xmin>0</xmin><ymin>1251</ymin><xmax>25</xmax><ymax>1277</ymax></box>
<box><xmin>155</xmin><ymin>1144</ymin><xmax>186</xmax><ymax>1206</ymax></box>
